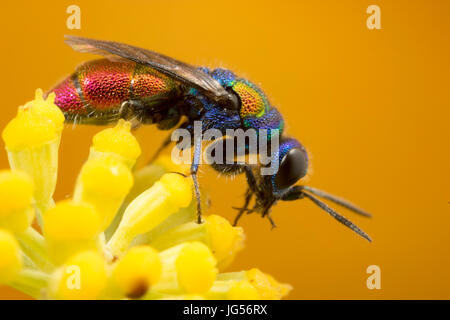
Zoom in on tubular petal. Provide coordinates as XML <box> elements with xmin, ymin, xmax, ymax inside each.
<box><xmin>107</xmin><ymin>173</ymin><xmax>192</xmax><ymax>257</ymax></box>
<box><xmin>0</xmin><ymin>229</ymin><xmax>23</xmax><ymax>283</ymax></box>
<box><xmin>74</xmin><ymin>156</ymin><xmax>133</xmax><ymax>229</ymax></box>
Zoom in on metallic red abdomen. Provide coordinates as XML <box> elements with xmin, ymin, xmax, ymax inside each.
<box><xmin>49</xmin><ymin>59</ymin><xmax>177</xmax><ymax>117</ymax></box>
<box><xmin>78</xmin><ymin>60</ymin><xmax>134</xmax><ymax>111</ymax></box>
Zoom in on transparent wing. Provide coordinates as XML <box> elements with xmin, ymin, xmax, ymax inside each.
<box><xmin>64</xmin><ymin>36</ymin><xmax>233</xmax><ymax>103</ymax></box>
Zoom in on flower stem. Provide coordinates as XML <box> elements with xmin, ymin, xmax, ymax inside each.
<box><xmin>17</xmin><ymin>227</ymin><xmax>53</xmax><ymax>272</ymax></box>
<box><xmin>9</xmin><ymin>268</ymin><xmax>50</xmax><ymax>299</ymax></box>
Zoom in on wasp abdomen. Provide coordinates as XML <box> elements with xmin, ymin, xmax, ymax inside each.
<box><xmin>49</xmin><ymin>59</ymin><xmax>178</xmax><ymax>122</ymax></box>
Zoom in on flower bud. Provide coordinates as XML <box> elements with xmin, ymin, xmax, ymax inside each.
<box><xmin>228</xmin><ymin>280</ymin><xmax>260</xmax><ymax>300</ymax></box>
<box><xmin>2</xmin><ymin>91</ymin><xmax>63</xmax><ymax>225</ymax></box>
<box><xmin>175</xmin><ymin>242</ymin><xmax>217</xmax><ymax>294</ymax></box>
<box><xmin>0</xmin><ymin>170</ymin><xmax>34</xmax><ymax>233</ymax></box>
<box><xmin>210</xmin><ymin>269</ymin><xmax>292</xmax><ymax>300</ymax></box>
<box><xmin>147</xmin><ymin>214</ymin><xmax>244</xmax><ymax>270</ymax></box>
<box><xmin>107</xmin><ymin>157</ymin><xmax>193</xmax><ymax>242</ymax></box>
<box><xmin>2</xmin><ymin>107</ymin><xmax>58</xmax><ymax>150</ymax></box>
<box><xmin>26</xmin><ymin>89</ymin><xmax>65</xmax><ymax>133</ymax></box>
<box><xmin>0</xmin><ymin>229</ymin><xmax>22</xmax><ymax>283</ymax></box>
<box><xmin>204</xmin><ymin>215</ymin><xmax>244</xmax><ymax>269</ymax></box>
<box><xmin>107</xmin><ymin>173</ymin><xmax>192</xmax><ymax>257</ymax></box>
<box><xmin>44</xmin><ymin>200</ymin><xmax>102</xmax><ymax>264</ymax></box>
<box><xmin>49</xmin><ymin>250</ymin><xmax>107</xmax><ymax>300</ymax></box>
<box><xmin>73</xmin><ymin>156</ymin><xmax>133</xmax><ymax>230</ymax></box>
<box><xmin>154</xmin><ymin>242</ymin><xmax>217</xmax><ymax>295</ymax></box>
<box><xmin>112</xmin><ymin>245</ymin><xmax>162</xmax><ymax>298</ymax></box>
<box><xmin>245</xmin><ymin>268</ymin><xmax>292</xmax><ymax>300</ymax></box>
<box><xmin>90</xmin><ymin>120</ymin><xmax>141</xmax><ymax>168</ymax></box>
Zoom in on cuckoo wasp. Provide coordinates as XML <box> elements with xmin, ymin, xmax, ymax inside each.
<box><xmin>47</xmin><ymin>36</ymin><xmax>372</xmax><ymax>241</ymax></box>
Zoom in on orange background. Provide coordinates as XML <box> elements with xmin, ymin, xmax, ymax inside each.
<box><xmin>0</xmin><ymin>0</ymin><xmax>449</xmax><ymax>299</ymax></box>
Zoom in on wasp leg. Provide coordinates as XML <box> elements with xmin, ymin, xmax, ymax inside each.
<box><xmin>233</xmin><ymin>190</ymin><xmax>253</xmax><ymax>226</ymax></box>
<box><xmin>262</xmin><ymin>196</ymin><xmax>276</xmax><ymax>224</ymax></box>
<box><xmin>191</xmin><ymin>134</ymin><xmax>203</xmax><ymax>224</ymax></box>
<box><xmin>233</xmin><ymin>166</ymin><xmax>270</xmax><ymax>226</ymax></box>
<box><xmin>118</xmin><ymin>100</ymin><xmax>146</xmax><ymax>129</ymax></box>
<box><xmin>267</xmin><ymin>213</ymin><xmax>277</xmax><ymax>229</ymax></box>
<box><xmin>243</xmin><ymin>166</ymin><xmax>258</xmax><ymax>194</ymax></box>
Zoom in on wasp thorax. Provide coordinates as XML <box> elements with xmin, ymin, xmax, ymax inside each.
<box><xmin>231</xmin><ymin>80</ymin><xmax>269</xmax><ymax>119</ymax></box>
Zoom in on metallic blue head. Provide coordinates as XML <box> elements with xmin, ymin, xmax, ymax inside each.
<box><xmin>270</xmin><ymin>138</ymin><xmax>309</xmax><ymax>195</ymax></box>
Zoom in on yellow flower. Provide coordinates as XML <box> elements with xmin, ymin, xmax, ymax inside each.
<box><xmin>148</xmin><ymin>241</ymin><xmax>217</xmax><ymax>296</ymax></box>
<box><xmin>211</xmin><ymin>268</ymin><xmax>292</xmax><ymax>300</ymax></box>
<box><xmin>228</xmin><ymin>280</ymin><xmax>260</xmax><ymax>300</ymax></box>
<box><xmin>111</xmin><ymin>245</ymin><xmax>162</xmax><ymax>298</ymax></box>
<box><xmin>246</xmin><ymin>268</ymin><xmax>292</xmax><ymax>299</ymax></box>
<box><xmin>2</xmin><ymin>107</ymin><xmax>58</xmax><ymax>150</ymax></box>
<box><xmin>175</xmin><ymin>242</ymin><xmax>218</xmax><ymax>294</ymax></box>
<box><xmin>147</xmin><ymin>214</ymin><xmax>244</xmax><ymax>270</ymax></box>
<box><xmin>90</xmin><ymin>119</ymin><xmax>141</xmax><ymax>168</ymax></box>
<box><xmin>0</xmin><ymin>88</ymin><xmax>292</xmax><ymax>300</ymax></box>
<box><xmin>73</xmin><ymin>156</ymin><xmax>133</xmax><ymax>230</ymax></box>
<box><xmin>48</xmin><ymin>250</ymin><xmax>108</xmax><ymax>300</ymax></box>
<box><xmin>0</xmin><ymin>229</ymin><xmax>22</xmax><ymax>283</ymax></box>
<box><xmin>0</xmin><ymin>170</ymin><xmax>34</xmax><ymax>234</ymax></box>
<box><xmin>2</xmin><ymin>89</ymin><xmax>64</xmax><ymax>226</ymax></box>
<box><xmin>25</xmin><ymin>89</ymin><xmax>65</xmax><ymax>133</ymax></box>
<box><xmin>107</xmin><ymin>172</ymin><xmax>192</xmax><ymax>257</ymax></box>
<box><xmin>44</xmin><ymin>200</ymin><xmax>102</xmax><ymax>265</ymax></box>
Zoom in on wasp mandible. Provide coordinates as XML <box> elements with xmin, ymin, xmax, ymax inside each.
<box><xmin>47</xmin><ymin>36</ymin><xmax>372</xmax><ymax>242</ymax></box>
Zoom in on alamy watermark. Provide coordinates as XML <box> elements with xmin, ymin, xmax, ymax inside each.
<box><xmin>366</xmin><ymin>265</ymin><xmax>381</xmax><ymax>289</ymax></box>
<box><xmin>66</xmin><ymin>5</ymin><xmax>81</xmax><ymax>30</ymax></box>
<box><xmin>65</xmin><ymin>265</ymin><xmax>81</xmax><ymax>290</ymax></box>
<box><xmin>366</xmin><ymin>5</ymin><xmax>381</xmax><ymax>30</ymax></box>
<box><xmin>170</xmin><ymin>121</ymin><xmax>280</xmax><ymax>176</ymax></box>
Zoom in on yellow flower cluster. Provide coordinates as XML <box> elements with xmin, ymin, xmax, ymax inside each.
<box><xmin>0</xmin><ymin>89</ymin><xmax>292</xmax><ymax>300</ymax></box>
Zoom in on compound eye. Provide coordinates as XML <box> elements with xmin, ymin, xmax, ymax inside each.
<box><xmin>225</xmin><ymin>87</ymin><xmax>241</xmax><ymax>111</ymax></box>
<box><xmin>275</xmin><ymin>148</ymin><xmax>308</xmax><ymax>189</ymax></box>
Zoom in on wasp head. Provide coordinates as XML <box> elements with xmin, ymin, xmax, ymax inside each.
<box><xmin>234</xmin><ymin>137</ymin><xmax>372</xmax><ymax>242</ymax></box>
<box><xmin>233</xmin><ymin>138</ymin><xmax>308</xmax><ymax>221</ymax></box>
